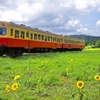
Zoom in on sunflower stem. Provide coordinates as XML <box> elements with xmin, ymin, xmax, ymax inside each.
<box><xmin>98</xmin><ymin>65</ymin><xmax>100</xmax><ymax>96</ymax></box>
<box><xmin>79</xmin><ymin>89</ymin><xmax>83</xmax><ymax>100</ymax></box>
<box><xmin>14</xmin><ymin>92</ymin><xmax>19</xmax><ymax>100</ymax></box>
<box><xmin>99</xmin><ymin>81</ymin><xmax>100</xmax><ymax>96</ymax></box>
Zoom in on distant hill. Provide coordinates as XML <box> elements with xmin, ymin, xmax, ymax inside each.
<box><xmin>68</xmin><ymin>34</ymin><xmax>100</xmax><ymax>41</ymax></box>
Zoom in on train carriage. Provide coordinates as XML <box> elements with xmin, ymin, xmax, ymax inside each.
<box><xmin>0</xmin><ymin>21</ymin><xmax>85</xmax><ymax>57</ymax></box>
<box><xmin>62</xmin><ymin>36</ymin><xmax>85</xmax><ymax>51</ymax></box>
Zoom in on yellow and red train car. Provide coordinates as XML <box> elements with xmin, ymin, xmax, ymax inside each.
<box><xmin>0</xmin><ymin>21</ymin><xmax>85</xmax><ymax>57</ymax></box>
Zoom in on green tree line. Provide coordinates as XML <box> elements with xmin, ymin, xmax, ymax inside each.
<box><xmin>85</xmin><ymin>39</ymin><xmax>100</xmax><ymax>47</ymax></box>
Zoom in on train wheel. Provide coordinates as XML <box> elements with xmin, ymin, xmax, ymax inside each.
<box><xmin>0</xmin><ymin>48</ymin><xmax>5</xmax><ymax>56</ymax></box>
<box><xmin>0</xmin><ymin>52</ymin><xmax>3</xmax><ymax>56</ymax></box>
<box><xmin>49</xmin><ymin>49</ymin><xmax>52</xmax><ymax>52</ymax></box>
<box><xmin>17</xmin><ymin>49</ymin><xmax>23</xmax><ymax>56</ymax></box>
<box><xmin>7</xmin><ymin>48</ymin><xmax>23</xmax><ymax>57</ymax></box>
<box><xmin>7</xmin><ymin>48</ymin><xmax>16</xmax><ymax>57</ymax></box>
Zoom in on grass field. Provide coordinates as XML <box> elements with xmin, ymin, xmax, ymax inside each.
<box><xmin>0</xmin><ymin>49</ymin><xmax>100</xmax><ymax>100</ymax></box>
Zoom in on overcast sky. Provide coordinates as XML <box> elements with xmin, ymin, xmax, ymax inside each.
<box><xmin>0</xmin><ymin>0</ymin><xmax>100</xmax><ymax>36</ymax></box>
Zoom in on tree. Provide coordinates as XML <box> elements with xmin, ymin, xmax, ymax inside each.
<box><xmin>95</xmin><ymin>39</ymin><xmax>100</xmax><ymax>47</ymax></box>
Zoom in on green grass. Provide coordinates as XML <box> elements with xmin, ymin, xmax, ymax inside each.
<box><xmin>0</xmin><ymin>49</ymin><xmax>100</xmax><ymax>100</ymax></box>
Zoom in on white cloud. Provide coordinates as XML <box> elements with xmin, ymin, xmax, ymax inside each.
<box><xmin>65</xmin><ymin>19</ymin><xmax>82</xmax><ymax>29</ymax></box>
<box><xmin>96</xmin><ymin>20</ymin><xmax>100</xmax><ymax>26</ymax></box>
<box><xmin>60</xmin><ymin>0</ymin><xmax>98</xmax><ymax>12</ymax></box>
<box><xmin>77</xmin><ymin>28</ymin><xmax>88</xmax><ymax>33</ymax></box>
<box><xmin>60</xmin><ymin>0</ymin><xmax>73</xmax><ymax>8</ymax></box>
<box><xmin>52</xmin><ymin>18</ymin><xmax>61</xmax><ymax>24</ymax></box>
<box><xmin>0</xmin><ymin>0</ymin><xmax>100</xmax><ymax>36</ymax></box>
<box><xmin>0</xmin><ymin>10</ymin><xmax>27</xmax><ymax>22</ymax></box>
<box><xmin>75</xmin><ymin>0</ymin><xmax>96</xmax><ymax>11</ymax></box>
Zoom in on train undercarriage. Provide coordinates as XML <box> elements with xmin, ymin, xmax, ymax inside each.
<box><xmin>0</xmin><ymin>46</ymin><xmax>82</xmax><ymax>58</ymax></box>
<box><xmin>0</xmin><ymin>46</ymin><xmax>23</xmax><ymax>57</ymax></box>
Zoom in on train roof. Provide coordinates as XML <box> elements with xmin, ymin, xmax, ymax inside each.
<box><xmin>64</xmin><ymin>35</ymin><xmax>85</xmax><ymax>42</ymax></box>
<box><xmin>0</xmin><ymin>21</ymin><xmax>60</xmax><ymax>36</ymax></box>
<box><xmin>0</xmin><ymin>21</ymin><xmax>85</xmax><ymax>41</ymax></box>
<box><xmin>9</xmin><ymin>22</ymin><xmax>61</xmax><ymax>36</ymax></box>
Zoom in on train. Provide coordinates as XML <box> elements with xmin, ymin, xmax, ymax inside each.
<box><xmin>0</xmin><ymin>21</ymin><xmax>85</xmax><ymax>57</ymax></box>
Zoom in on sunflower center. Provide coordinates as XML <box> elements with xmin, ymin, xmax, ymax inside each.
<box><xmin>14</xmin><ymin>85</ymin><xmax>17</xmax><ymax>88</ymax></box>
<box><xmin>79</xmin><ymin>83</ymin><xmax>82</xmax><ymax>87</ymax></box>
<box><xmin>96</xmin><ymin>77</ymin><xmax>99</xmax><ymax>79</ymax></box>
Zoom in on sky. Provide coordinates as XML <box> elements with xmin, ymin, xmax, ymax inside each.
<box><xmin>0</xmin><ymin>0</ymin><xmax>100</xmax><ymax>36</ymax></box>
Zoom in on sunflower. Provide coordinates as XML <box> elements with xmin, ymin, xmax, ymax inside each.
<box><xmin>66</xmin><ymin>68</ymin><xmax>69</xmax><ymax>73</ymax></box>
<box><xmin>94</xmin><ymin>75</ymin><xmax>100</xmax><ymax>81</ymax></box>
<box><xmin>5</xmin><ymin>85</ymin><xmax>10</xmax><ymax>92</ymax></box>
<box><xmin>70</xmin><ymin>59</ymin><xmax>74</xmax><ymax>62</ymax></box>
<box><xmin>12</xmin><ymin>83</ymin><xmax>19</xmax><ymax>90</ymax></box>
<box><xmin>14</xmin><ymin>75</ymin><xmax>20</xmax><ymax>80</ymax></box>
<box><xmin>76</xmin><ymin>81</ymin><xmax>84</xmax><ymax>89</ymax></box>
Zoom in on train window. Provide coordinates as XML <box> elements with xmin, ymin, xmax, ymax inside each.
<box><xmin>57</xmin><ymin>38</ymin><xmax>58</xmax><ymax>42</ymax></box>
<box><xmin>77</xmin><ymin>42</ymin><xmax>79</xmax><ymax>44</ymax></box>
<box><xmin>70</xmin><ymin>40</ymin><xmax>72</xmax><ymax>43</ymax></box>
<box><xmin>69</xmin><ymin>40</ymin><xmax>71</xmax><ymax>43</ymax></box>
<box><xmin>54</xmin><ymin>38</ymin><xmax>56</xmax><ymax>42</ymax></box>
<box><xmin>61</xmin><ymin>39</ymin><xmax>63</xmax><ymax>42</ymax></box>
<box><xmin>72</xmin><ymin>40</ymin><xmax>75</xmax><ymax>44</ymax></box>
<box><xmin>77</xmin><ymin>41</ymin><xmax>79</xmax><ymax>44</ymax></box>
<box><xmin>65</xmin><ymin>40</ymin><xmax>67</xmax><ymax>43</ymax></box>
<box><xmin>59</xmin><ymin>39</ymin><xmax>60</xmax><ymax>42</ymax></box>
<box><xmin>59</xmin><ymin>38</ymin><xmax>60</xmax><ymax>42</ymax></box>
<box><xmin>57</xmin><ymin>38</ymin><xmax>60</xmax><ymax>42</ymax></box>
<box><xmin>10</xmin><ymin>29</ymin><xmax>13</xmax><ymax>36</ymax></box>
<box><xmin>42</xmin><ymin>35</ymin><xmax>44</xmax><ymax>40</ymax></box>
<box><xmin>26</xmin><ymin>32</ymin><xmax>29</xmax><ymax>37</ymax></box>
<box><xmin>30</xmin><ymin>33</ymin><xmax>33</xmax><ymax>39</ymax></box>
<box><xmin>45</xmin><ymin>36</ymin><xmax>47</xmax><ymax>41</ymax></box>
<box><xmin>38</xmin><ymin>34</ymin><xmax>40</xmax><ymax>40</ymax></box>
<box><xmin>48</xmin><ymin>36</ymin><xmax>50</xmax><ymax>41</ymax></box>
<box><xmin>15</xmin><ymin>30</ymin><xmax>19</xmax><ymax>38</ymax></box>
<box><xmin>21</xmin><ymin>31</ymin><xmax>25</xmax><ymax>39</ymax></box>
<box><xmin>53</xmin><ymin>38</ymin><xmax>55</xmax><ymax>42</ymax></box>
<box><xmin>64</xmin><ymin>39</ymin><xmax>66</xmax><ymax>43</ymax></box>
<box><xmin>51</xmin><ymin>37</ymin><xmax>52</xmax><ymax>42</ymax></box>
<box><xmin>66</xmin><ymin>40</ymin><xmax>68</xmax><ymax>43</ymax></box>
<box><xmin>0</xmin><ymin>28</ymin><xmax>6</xmax><ymax>35</ymax></box>
<box><xmin>34</xmin><ymin>34</ymin><xmax>37</xmax><ymax>40</ymax></box>
<box><xmin>67</xmin><ymin>40</ymin><xmax>69</xmax><ymax>43</ymax></box>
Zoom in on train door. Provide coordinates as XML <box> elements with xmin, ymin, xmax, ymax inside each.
<box><xmin>9</xmin><ymin>27</ymin><xmax>14</xmax><ymax>47</ymax></box>
<box><xmin>25</xmin><ymin>31</ymin><xmax>30</xmax><ymax>49</ymax></box>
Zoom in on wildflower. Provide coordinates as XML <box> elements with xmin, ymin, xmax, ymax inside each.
<box><xmin>45</xmin><ymin>61</ymin><xmax>48</xmax><ymax>65</ymax></box>
<box><xmin>27</xmin><ymin>67</ymin><xmax>30</xmax><ymax>70</ymax></box>
<box><xmin>60</xmin><ymin>77</ymin><xmax>65</xmax><ymax>82</ymax></box>
<box><xmin>94</xmin><ymin>75</ymin><xmax>100</xmax><ymax>81</ymax></box>
<box><xmin>70</xmin><ymin>59</ymin><xmax>73</xmax><ymax>62</ymax></box>
<box><xmin>14</xmin><ymin>75</ymin><xmax>20</xmax><ymax>80</ymax></box>
<box><xmin>41</xmin><ymin>62</ymin><xmax>43</xmax><ymax>66</ymax></box>
<box><xmin>5</xmin><ymin>85</ymin><xmax>10</xmax><ymax>92</ymax></box>
<box><xmin>76</xmin><ymin>81</ymin><xmax>84</xmax><ymax>89</ymax></box>
<box><xmin>12</xmin><ymin>83</ymin><xmax>19</xmax><ymax>90</ymax></box>
<box><xmin>66</xmin><ymin>68</ymin><xmax>69</xmax><ymax>73</ymax></box>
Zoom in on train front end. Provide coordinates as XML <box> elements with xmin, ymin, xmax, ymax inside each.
<box><xmin>0</xmin><ymin>21</ymin><xmax>9</xmax><ymax>56</ymax></box>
